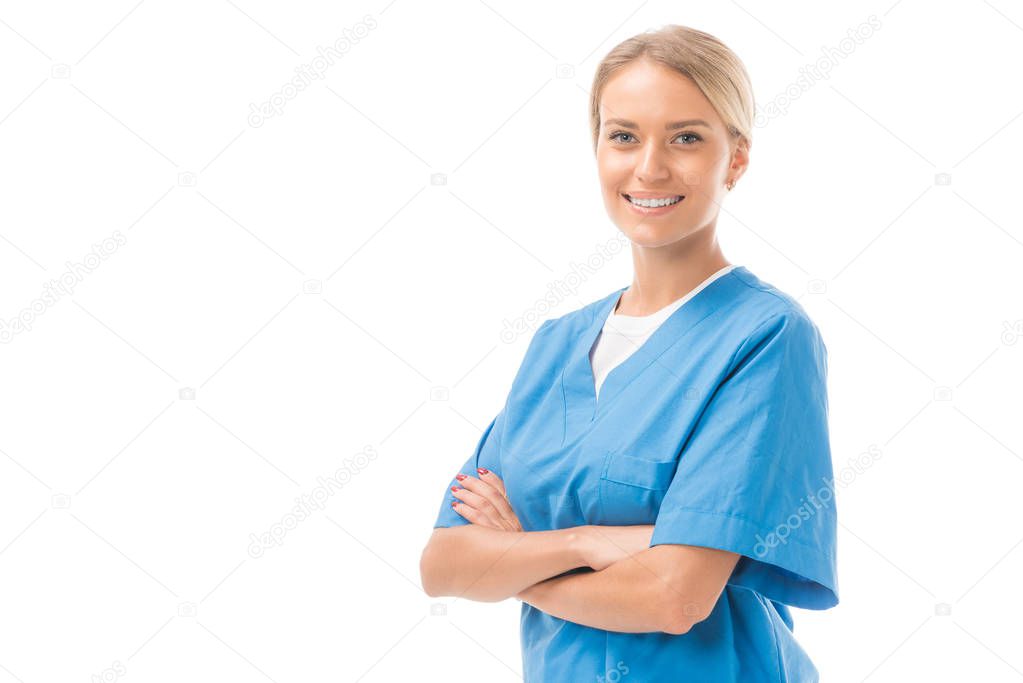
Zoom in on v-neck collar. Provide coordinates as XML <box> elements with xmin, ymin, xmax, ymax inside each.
<box><xmin>562</xmin><ymin>266</ymin><xmax>747</xmax><ymax>429</ymax></box>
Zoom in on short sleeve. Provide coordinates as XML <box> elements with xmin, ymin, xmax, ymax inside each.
<box><xmin>432</xmin><ymin>407</ymin><xmax>506</xmax><ymax>529</ymax></box>
<box><xmin>432</xmin><ymin>318</ymin><xmax>554</xmax><ymax>529</ymax></box>
<box><xmin>649</xmin><ymin>311</ymin><xmax>839</xmax><ymax>609</ymax></box>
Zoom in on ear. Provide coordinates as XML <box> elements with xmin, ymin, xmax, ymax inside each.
<box><xmin>728</xmin><ymin>137</ymin><xmax>751</xmax><ymax>184</ymax></box>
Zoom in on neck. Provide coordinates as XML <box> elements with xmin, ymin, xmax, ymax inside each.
<box><xmin>615</xmin><ymin>230</ymin><xmax>730</xmax><ymax>316</ymax></box>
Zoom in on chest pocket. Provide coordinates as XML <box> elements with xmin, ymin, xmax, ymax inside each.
<box><xmin>597</xmin><ymin>452</ymin><xmax>678</xmax><ymax>525</ymax></box>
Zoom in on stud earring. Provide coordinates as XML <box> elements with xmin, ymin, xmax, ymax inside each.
<box><xmin>726</xmin><ymin>179</ymin><xmax>735</xmax><ymax>191</ymax></box>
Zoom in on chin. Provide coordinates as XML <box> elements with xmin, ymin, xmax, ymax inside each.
<box><xmin>618</xmin><ymin>223</ymin><xmax>694</xmax><ymax>248</ymax></box>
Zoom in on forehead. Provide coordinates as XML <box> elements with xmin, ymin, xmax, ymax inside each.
<box><xmin>599</xmin><ymin>59</ymin><xmax>720</xmax><ymax>127</ymax></box>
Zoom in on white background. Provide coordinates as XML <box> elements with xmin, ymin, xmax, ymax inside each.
<box><xmin>1</xmin><ymin>1</ymin><xmax>1021</xmax><ymax>681</ymax></box>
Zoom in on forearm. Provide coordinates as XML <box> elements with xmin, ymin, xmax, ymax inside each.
<box><xmin>516</xmin><ymin>547</ymin><xmax>679</xmax><ymax>633</ymax></box>
<box><xmin>421</xmin><ymin>525</ymin><xmax>586</xmax><ymax>602</ymax></box>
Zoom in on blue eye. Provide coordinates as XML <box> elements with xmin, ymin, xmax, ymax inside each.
<box><xmin>607</xmin><ymin>130</ymin><xmax>702</xmax><ymax>145</ymax></box>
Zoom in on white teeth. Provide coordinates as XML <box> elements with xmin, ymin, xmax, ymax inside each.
<box><xmin>626</xmin><ymin>195</ymin><xmax>683</xmax><ymax>208</ymax></box>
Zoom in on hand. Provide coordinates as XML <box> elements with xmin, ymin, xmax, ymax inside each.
<box><xmin>450</xmin><ymin>468</ymin><xmax>523</xmax><ymax>532</ymax></box>
<box><xmin>577</xmin><ymin>524</ymin><xmax>654</xmax><ymax>571</ymax></box>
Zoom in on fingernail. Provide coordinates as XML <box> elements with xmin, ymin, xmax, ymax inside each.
<box><xmin>455</xmin><ymin>474</ymin><xmax>467</xmax><ymax>481</ymax></box>
<box><xmin>477</xmin><ymin>467</ymin><xmax>489</xmax><ymax>475</ymax></box>
<box><xmin>450</xmin><ymin>486</ymin><xmax>460</xmax><ymax>492</ymax></box>
<box><xmin>451</xmin><ymin>501</ymin><xmax>457</xmax><ymax>507</ymax></box>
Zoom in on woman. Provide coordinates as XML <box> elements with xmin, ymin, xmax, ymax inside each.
<box><xmin>420</xmin><ymin>24</ymin><xmax>838</xmax><ymax>682</ymax></box>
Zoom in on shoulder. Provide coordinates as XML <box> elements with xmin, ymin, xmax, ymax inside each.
<box><xmin>720</xmin><ymin>270</ymin><xmax>828</xmax><ymax>372</ymax></box>
<box><xmin>728</xmin><ymin>268</ymin><xmax>824</xmax><ymax>346</ymax></box>
<box><xmin>736</xmin><ymin>309</ymin><xmax>825</xmax><ymax>367</ymax></box>
<box><xmin>533</xmin><ymin>287</ymin><xmax>622</xmax><ymax>339</ymax></box>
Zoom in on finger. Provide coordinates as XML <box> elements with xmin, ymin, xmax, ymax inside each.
<box><xmin>451</xmin><ymin>500</ymin><xmax>502</xmax><ymax>528</ymax></box>
<box><xmin>457</xmin><ymin>473</ymin><xmax>511</xmax><ymax>513</ymax></box>
<box><xmin>476</xmin><ymin>467</ymin><xmax>507</xmax><ymax>497</ymax></box>
<box><xmin>464</xmin><ymin>472</ymin><xmax>522</xmax><ymax>531</ymax></box>
<box><xmin>475</xmin><ymin>471</ymin><xmax>522</xmax><ymax>530</ymax></box>
<box><xmin>456</xmin><ymin>476</ymin><xmax>516</xmax><ymax>524</ymax></box>
<box><xmin>451</xmin><ymin>485</ymin><xmax>512</xmax><ymax>530</ymax></box>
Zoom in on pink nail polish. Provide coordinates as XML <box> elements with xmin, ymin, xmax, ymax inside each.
<box><xmin>455</xmin><ymin>474</ymin><xmax>467</xmax><ymax>481</ymax></box>
<box><xmin>450</xmin><ymin>486</ymin><xmax>460</xmax><ymax>492</ymax></box>
<box><xmin>477</xmin><ymin>467</ymin><xmax>489</xmax><ymax>475</ymax></box>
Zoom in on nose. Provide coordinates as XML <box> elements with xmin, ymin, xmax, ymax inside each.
<box><xmin>634</xmin><ymin>142</ymin><xmax>670</xmax><ymax>183</ymax></box>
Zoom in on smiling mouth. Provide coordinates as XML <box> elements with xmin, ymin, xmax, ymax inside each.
<box><xmin>622</xmin><ymin>194</ymin><xmax>685</xmax><ymax>208</ymax></box>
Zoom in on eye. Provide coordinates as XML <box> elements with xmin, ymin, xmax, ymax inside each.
<box><xmin>606</xmin><ymin>130</ymin><xmax>703</xmax><ymax>145</ymax></box>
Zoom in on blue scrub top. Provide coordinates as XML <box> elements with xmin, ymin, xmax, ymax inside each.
<box><xmin>433</xmin><ymin>266</ymin><xmax>839</xmax><ymax>682</ymax></box>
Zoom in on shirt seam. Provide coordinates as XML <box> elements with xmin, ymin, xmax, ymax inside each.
<box><xmin>656</xmin><ymin>505</ymin><xmax>828</xmax><ymax>553</ymax></box>
<box><xmin>758</xmin><ymin>591</ymin><xmax>786</xmax><ymax>683</ymax></box>
<box><xmin>730</xmin><ymin>268</ymin><xmax>801</xmax><ymax>312</ymax></box>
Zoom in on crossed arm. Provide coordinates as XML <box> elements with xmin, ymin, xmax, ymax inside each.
<box><xmin>419</xmin><ymin>470</ymin><xmax>740</xmax><ymax>635</ymax></box>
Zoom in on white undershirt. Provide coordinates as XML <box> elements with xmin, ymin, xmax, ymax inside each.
<box><xmin>589</xmin><ymin>265</ymin><xmax>739</xmax><ymax>398</ymax></box>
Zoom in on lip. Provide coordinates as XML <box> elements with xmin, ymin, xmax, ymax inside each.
<box><xmin>621</xmin><ymin>192</ymin><xmax>685</xmax><ymax>216</ymax></box>
<box><xmin>623</xmin><ymin>191</ymin><xmax>684</xmax><ymax>199</ymax></box>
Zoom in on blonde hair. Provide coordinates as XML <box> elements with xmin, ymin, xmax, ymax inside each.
<box><xmin>589</xmin><ymin>25</ymin><xmax>754</xmax><ymax>154</ymax></box>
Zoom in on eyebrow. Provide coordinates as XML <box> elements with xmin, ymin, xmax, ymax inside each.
<box><xmin>604</xmin><ymin>117</ymin><xmax>712</xmax><ymax>130</ymax></box>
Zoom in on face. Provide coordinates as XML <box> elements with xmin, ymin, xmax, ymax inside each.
<box><xmin>596</xmin><ymin>58</ymin><xmax>748</xmax><ymax>248</ymax></box>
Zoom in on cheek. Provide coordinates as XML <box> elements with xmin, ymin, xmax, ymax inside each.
<box><xmin>597</xmin><ymin>152</ymin><xmax>617</xmax><ymax>184</ymax></box>
<box><xmin>597</xmin><ymin>164</ymin><xmax>628</xmax><ymax>196</ymax></box>
<box><xmin>694</xmin><ymin>147</ymin><xmax>731</xmax><ymax>176</ymax></box>
<box><xmin>681</xmin><ymin>187</ymin><xmax>725</xmax><ymax>222</ymax></box>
